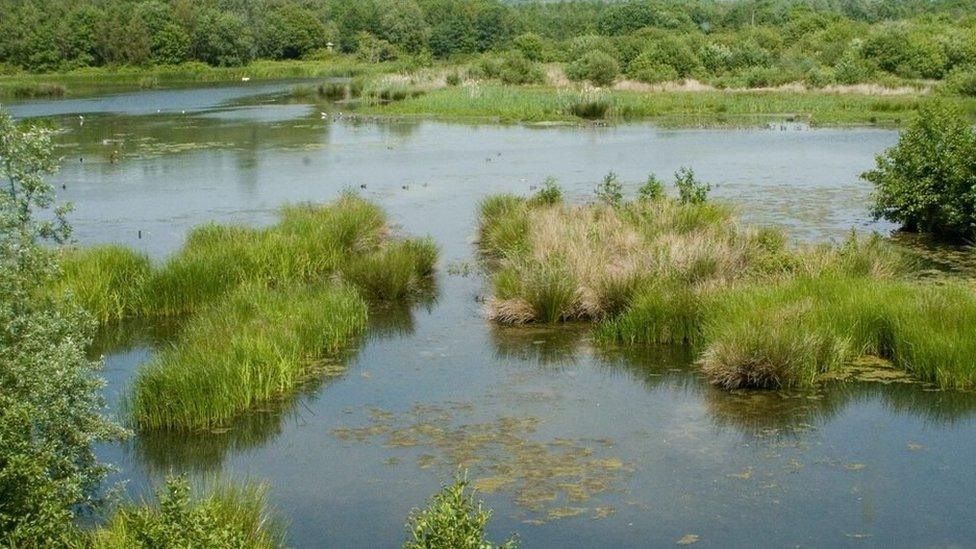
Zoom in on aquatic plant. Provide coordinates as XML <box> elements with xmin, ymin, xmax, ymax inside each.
<box><xmin>342</xmin><ymin>238</ymin><xmax>438</xmax><ymax>300</ymax></box>
<box><xmin>700</xmin><ymin>276</ymin><xmax>976</xmax><ymax>390</ymax></box>
<box><xmin>53</xmin><ymin>245</ymin><xmax>152</xmax><ymax>323</ymax></box>
<box><xmin>405</xmin><ymin>474</ymin><xmax>517</xmax><ymax>549</ymax></box>
<box><xmin>90</xmin><ymin>476</ymin><xmax>283</xmax><ymax>548</ymax></box>
<box><xmin>131</xmin><ymin>283</ymin><xmax>368</xmax><ymax>430</ymax></box>
<box><xmin>529</xmin><ymin>177</ymin><xmax>562</xmax><ymax>206</ymax></box>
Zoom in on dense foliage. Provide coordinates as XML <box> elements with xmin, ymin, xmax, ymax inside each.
<box><xmin>0</xmin><ymin>111</ymin><xmax>126</xmax><ymax>544</ymax></box>
<box><xmin>1</xmin><ymin>0</ymin><xmax>975</xmax><ymax>91</ymax></box>
<box><xmin>863</xmin><ymin>101</ymin><xmax>976</xmax><ymax>240</ymax></box>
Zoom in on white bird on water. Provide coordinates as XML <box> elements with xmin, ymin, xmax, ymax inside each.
<box><xmin>241</xmin><ymin>77</ymin><xmax>251</xmax><ymax>82</ymax></box>
<box><xmin>78</xmin><ymin>115</ymin><xmax>84</xmax><ymax>126</ymax></box>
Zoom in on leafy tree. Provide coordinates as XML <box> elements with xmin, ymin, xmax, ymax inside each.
<box><xmin>638</xmin><ymin>173</ymin><xmax>666</xmax><ymax>200</ymax></box>
<box><xmin>512</xmin><ymin>32</ymin><xmax>544</xmax><ymax>61</ymax></box>
<box><xmin>863</xmin><ymin>101</ymin><xmax>976</xmax><ymax>240</ymax></box>
<box><xmin>257</xmin><ymin>5</ymin><xmax>328</xmax><ymax>60</ymax></box>
<box><xmin>0</xmin><ymin>110</ymin><xmax>127</xmax><ymax>544</ymax></box>
<box><xmin>193</xmin><ymin>10</ymin><xmax>254</xmax><ymax>67</ymax></box>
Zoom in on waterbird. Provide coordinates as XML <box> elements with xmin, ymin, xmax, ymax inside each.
<box><xmin>360</xmin><ymin>184</ymin><xmax>367</xmax><ymax>189</ymax></box>
<box><xmin>78</xmin><ymin>115</ymin><xmax>84</xmax><ymax>126</ymax></box>
<box><xmin>241</xmin><ymin>77</ymin><xmax>251</xmax><ymax>82</ymax></box>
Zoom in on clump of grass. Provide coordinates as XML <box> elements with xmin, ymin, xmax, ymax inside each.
<box><xmin>56</xmin><ymin>194</ymin><xmax>431</xmax><ymax>320</ymax></box>
<box><xmin>699</xmin><ymin>276</ymin><xmax>976</xmax><ymax>390</ymax></box>
<box><xmin>342</xmin><ymin>238</ymin><xmax>438</xmax><ymax>300</ymax></box>
<box><xmin>131</xmin><ymin>283</ymin><xmax>368</xmax><ymax>430</ymax></box>
<box><xmin>52</xmin><ymin>245</ymin><xmax>152</xmax><ymax>323</ymax></box>
<box><xmin>317</xmin><ymin>81</ymin><xmax>347</xmax><ymax>100</ymax></box>
<box><xmin>90</xmin><ymin>475</ymin><xmax>284</xmax><ymax>548</ymax></box>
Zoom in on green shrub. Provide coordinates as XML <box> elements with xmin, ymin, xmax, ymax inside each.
<box><xmin>862</xmin><ymin>101</ymin><xmax>976</xmax><ymax>240</ymax></box>
<box><xmin>637</xmin><ymin>173</ymin><xmax>666</xmax><ymax>201</ymax></box>
<box><xmin>942</xmin><ymin>67</ymin><xmax>976</xmax><ymax>97</ymax></box>
<box><xmin>627</xmin><ymin>55</ymin><xmax>679</xmax><ymax>84</ymax></box>
<box><xmin>91</xmin><ymin>476</ymin><xmax>283</xmax><ymax>549</ymax></box>
<box><xmin>512</xmin><ymin>33</ymin><xmax>544</xmax><ymax>61</ymax></box>
<box><xmin>674</xmin><ymin>167</ymin><xmax>710</xmax><ymax>205</ymax></box>
<box><xmin>595</xmin><ymin>171</ymin><xmax>623</xmax><ymax>206</ymax></box>
<box><xmin>565</xmin><ymin>51</ymin><xmax>619</xmax><ymax>87</ymax></box>
<box><xmin>497</xmin><ymin>53</ymin><xmax>545</xmax><ymax>85</ymax></box>
<box><xmin>405</xmin><ymin>475</ymin><xmax>517</xmax><ymax>549</ymax></box>
<box><xmin>530</xmin><ymin>177</ymin><xmax>563</xmax><ymax>205</ymax></box>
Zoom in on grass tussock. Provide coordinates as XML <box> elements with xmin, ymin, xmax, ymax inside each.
<box><xmin>130</xmin><ymin>283</ymin><xmax>367</xmax><ymax>431</ymax></box>
<box><xmin>53</xmin><ymin>245</ymin><xmax>152</xmax><ymax>323</ymax></box>
<box><xmin>479</xmin><ymin>176</ymin><xmax>976</xmax><ymax>390</ymax></box>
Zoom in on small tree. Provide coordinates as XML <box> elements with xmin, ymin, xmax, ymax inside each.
<box><xmin>862</xmin><ymin>101</ymin><xmax>976</xmax><ymax>240</ymax></box>
<box><xmin>595</xmin><ymin>171</ymin><xmax>623</xmax><ymax>206</ymax></box>
<box><xmin>638</xmin><ymin>173</ymin><xmax>666</xmax><ymax>201</ymax></box>
<box><xmin>0</xmin><ymin>110</ymin><xmax>127</xmax><ymax>544</ymax></box>
<box><xmin>674</xmin><ymin>167</ymin><xmax>710</xmax><ymax>204</ymax></box>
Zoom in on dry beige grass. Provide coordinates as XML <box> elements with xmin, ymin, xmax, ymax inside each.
<box><xmin>485</xmin><ymin>199</ymin><xmax>793</xmax><ymax>323</ymax></box>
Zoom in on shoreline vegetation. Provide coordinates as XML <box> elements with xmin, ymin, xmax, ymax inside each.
<box><xmin>53</xmin><ymin>193</ymin><xmax>438</xmax><ymax>430</ymax></box>
<box><xmin>4</xmin><ymin>58</ymin><xmax>976</xmax><ymax>127</ymax></box>
<box><xmin>477</xmin><ymin>171</ymin><xmax>976</xmax><ymax>391</ymax></box>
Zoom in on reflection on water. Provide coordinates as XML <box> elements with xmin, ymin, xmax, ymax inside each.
<box><xmin>17</xmin><ymin>84</ymin><xmax>976</xmax><ymax>547</ymax></box>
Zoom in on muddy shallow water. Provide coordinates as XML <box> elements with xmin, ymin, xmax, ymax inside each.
<box><xmin>11</xmin><ymin>85</ymin><xmax>976</xmax><ymax>547</ymax></box>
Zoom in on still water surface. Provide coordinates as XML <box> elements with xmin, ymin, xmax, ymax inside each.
<box><xmin>10</xmin><ymin>85</ymin><xmax>976</xmax><ymax>548</ymax></box>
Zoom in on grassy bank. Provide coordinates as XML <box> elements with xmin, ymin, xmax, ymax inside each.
<box><xmin>363</xmin><ymin>83</ymin><xmax>976</xmax><ymax>126</ymax></box>
<box><xmin>479</xmin><ymin>178</ymin><xmax>976</xmax><ymax>390</ymax></box>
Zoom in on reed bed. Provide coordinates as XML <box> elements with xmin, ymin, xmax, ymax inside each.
<box><xmin>479</xmin><ymin>179</ymin><xmax>976</xmax><ymax>390</ymax></box>
<box><xmin>130</xmin><ymin>283</ymin><xmax>368</xmax><ymax>431</ymax></box>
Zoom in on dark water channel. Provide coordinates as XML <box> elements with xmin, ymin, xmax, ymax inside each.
<box><xmin>8</xmin><ymin>85</ymin><xmax>976</xmax><ymax>548</ymax></box>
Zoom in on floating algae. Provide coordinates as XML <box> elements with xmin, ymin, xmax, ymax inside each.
<box><xmin>330</xmin><ymin>403</ymin><xmax>632</xmax><ymax>521</ymax></box>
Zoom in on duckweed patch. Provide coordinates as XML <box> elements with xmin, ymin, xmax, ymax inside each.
<box><xmin>332</xmin><ymin>404</ymin><xmax>631</xmax><ymax>521</ymax></box>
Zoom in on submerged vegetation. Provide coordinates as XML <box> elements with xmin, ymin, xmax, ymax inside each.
<box><xmin>479</xmin><ymin>171</ymin><xmax>976</xmax><ymax>391</ymax></box>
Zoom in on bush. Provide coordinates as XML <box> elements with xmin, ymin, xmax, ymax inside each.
<box><xmin>627</xmin><ymin>51</ymin><xmax>679</xmax><ymax>84</ymax></box>
<box><xmin>497</xmin><ymin>53</ymin><xmax>545</xmax><ymax>85</ymax></box>
<box><xmin>565</xmin><ymin>51</ymin><xmax>619</xmax><ymax>87</ymax></box>
<box><xmin>674</xmin><ymin>167</ymin><xmax>710</xmax><ymax>205</ymax></box>
<box><xmin>862</xmin><ymin>101</ymin><xmax>976</xmax><ymax>240</ymax></box>
<box><xmin>531</xmin><ymin>177</ymin><xmax>563</xmax><ymax>205</ymax></box>
<box><xmin>91</xmin><ymin>476</ymin><xmax>283</xmax><ymax>548</ymax></box>
<box><xmin>638</xmin><ymin>173</ymin><xmax>665</xmax><ymax>201</ymax></box>
<box><xmin>405</xmin><ymin>475</ymin><xmax>517</xmax><ymax>549</ymax></box>
<box><xmin>595</xmin><ymin>171</ymin><xmax>623</xmax><ymax>206</ymax></box>
<box><xmin>941</xmin><ymin>67</ymin><xmax>976</xmax><ymax>97</ymax></box>
<box><xmin>512</xmin><ymin>33</ymin><xmax>544</xmax><ymax>61</ymax></box>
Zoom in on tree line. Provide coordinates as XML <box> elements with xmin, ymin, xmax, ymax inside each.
<box><xmin>1</xmin><ymin>0</ymin><xmax>974</xmax><ymax>78</ymax></box>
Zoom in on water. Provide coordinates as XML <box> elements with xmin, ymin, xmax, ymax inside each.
<box><xmin>13</xmin><ymin>85</ymin><xmax>976</xmax><ymax>547</ymax></box>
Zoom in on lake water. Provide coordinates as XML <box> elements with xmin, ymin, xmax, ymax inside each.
<box><xmin>10</xmin><ymin>84</ymin><xmax>976</xmax><ymax>548</ymax></box>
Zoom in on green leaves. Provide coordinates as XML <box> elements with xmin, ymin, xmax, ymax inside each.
<box><xmin>405</xmin><ymin>474</ymin><xmax>516</xmax><ymax>549</ymax></box>
<box><xmin>863</xmin><ymin>101</ymin><xmax>976</xmax><ymax>240</ymax></box>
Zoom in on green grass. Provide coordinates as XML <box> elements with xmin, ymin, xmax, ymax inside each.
<box><xmin>699</xmin><ymin>276</ymin><xmax>976</xmax><ymax>390</ymax></box>
<box><xmin>480</xmin><ymin>181</ymin><xmax>976</xmax><ymax>390</ymax></box>
<box><xmin>130</xmin><ymin>282</ymin><xmax>367</xmax><ymax>431</ymax></box>
<box><xmin>363</xmin><ymin>83</ymin><xmax>976</xmax><ymax>126</ymax></box>
<box><xmin>53</xmin><ymin>245</ymin><xmax>152</xmax><ymax>323</ymax></box>
<box><xmin>90</xmin><ymin>476</ymin><xmax>284</xmax><ymax>548</ymax></box>
<box><xmin>56</xmin><ymin>194</ymin><xmax>434</xmax><ymax>319</ymax></box>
